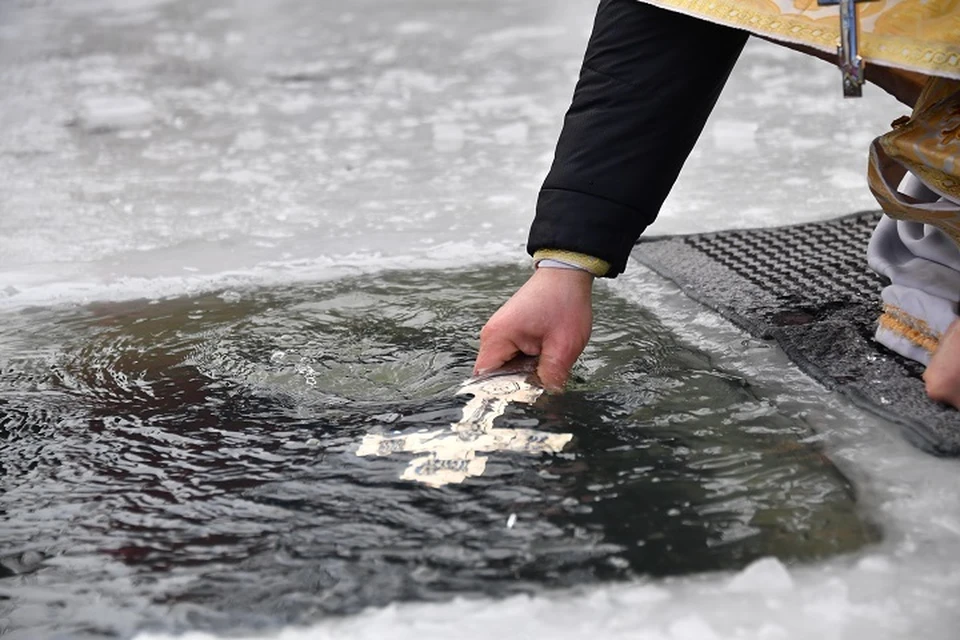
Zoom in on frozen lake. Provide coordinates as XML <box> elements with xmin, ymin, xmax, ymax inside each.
<box><xmin>1</xmin><ymin>0</ymin><xmax>959</xmax><ymax>639</ymax></box>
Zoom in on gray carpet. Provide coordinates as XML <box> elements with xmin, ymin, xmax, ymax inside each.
<box><xmin>632</xmin><ymin>211</ymin><xmax>960</xmax><ymax>455</ymax></box>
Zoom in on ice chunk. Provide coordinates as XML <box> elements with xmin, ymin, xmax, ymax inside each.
<box><xmin>233</xmin><ymin>129</ymin><xmax>267</xmax><ymax>151</ymax></box>
<box><xmin>371</xmin><ymin>46</ymin><xmax>398</xmax><ymax>64</ymax></box>
<box><xmin>856</xmin><ymin>555</ymin><xmax>893</xmax><ymax>573</ymax></box>
<box><xmin>756</xmin><ymin>623</ymin><xmax>789</xmax><ymax>640</ymax></box>
<box><xmin>394</xmin><ymin>21</ymin><xmax>431</xmax><ymax>35</ymax></box>
<box><xmin>494</xmin><ymin>122</ymin><xmax>528</xmax><ymax>145</ymax></box>
<box><xmin>802</xmin><ymin>578</ymin><xmax>850</xmax><ymax>623</ymax></box>
<box><xmin>668</xmin><ymin>616</ymin><xmax>720</xmax><ymax>640</ymax></box>
<box><xmin>710</xmin><ymin>119</ymin><xmax>758</xmax><ymax>152</ymax></box>
<box><xmin>432</xmin><ymin>123</ymin><xmax>464</xmax><ymax>152</ymax></box>
<box><xmin>726</xmin><ymin>557</ymin><xmax>794</xmax><ymax>593</ymax></box>
<box><xmin>75</xmin><ymin>95</ymin><xmax>156</xmax><ymax>132</ymax></box>
<box><xmin>274</xmin><ymin>94</ymin><xmax>316</xmax><ymax>115</ymax></box>
<box><xmin>828</xmin><ymin>167</ymin><xmax>867</xmax><ymax>190</ymax></box>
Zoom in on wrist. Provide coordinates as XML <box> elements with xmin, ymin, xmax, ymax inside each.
<box><xmin>531</xmin><ymin>263</ymin><xmax>595</xmax><ymax>289</ymax></box>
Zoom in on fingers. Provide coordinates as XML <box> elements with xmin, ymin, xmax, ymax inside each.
<box><xmin>474</xmin><ymin>329</ymin><xmax>528</xmax><ymax>376</ymax></box>
<box><xmin>473</xmin><ymin>268</ymin><xmax>593</xmax><ymax>387</ymax></box>
<box><xmin>536</xmin><ymin>352</ymin><xmax>570</xmax><ymax>392</ymax></box>
<box><xmin>476</xmin><ymin>336</ymin><xmax>574</xmax><ymax>392</ymax></box>
<box><xmin>473</xmin><ymin>343</ymin><xmax>515</xmax><ymax>376</ymax></box>
<box><xmin>924</xmin><ymin>319</ymin><xmax>960</xmax><ymax>408</ymax></box>
<box><xmin>537</xmin><ymin>333</ymin><xmax>587</xmax><ymax>392</ymax></box>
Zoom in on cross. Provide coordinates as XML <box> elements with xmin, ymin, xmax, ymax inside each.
<box><xmin>356</xmin><ymin>373</ymin><xmax>573</xmax><ymax>487</ymax></box>
<box><xmin>818</xmin><ymin>0</ymin><xmax>879</xmax><ymax>97</ymax></box>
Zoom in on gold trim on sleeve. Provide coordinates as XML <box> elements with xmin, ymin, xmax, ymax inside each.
<box><xmin>533</xmin><ymin>249</ymin><xmax>611</xmax><ymax>277</ymax></box>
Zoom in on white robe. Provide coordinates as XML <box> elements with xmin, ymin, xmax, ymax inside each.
<box><xmin>868</xmin><ymin>173</ymin><xmax>960</xmax><ymax>364</ymax></box>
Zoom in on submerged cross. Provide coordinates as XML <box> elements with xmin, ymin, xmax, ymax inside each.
<box><xmin>356</xmin><ymin>374</ymin><xmax>572</xmax><ymax>487</ymax></box>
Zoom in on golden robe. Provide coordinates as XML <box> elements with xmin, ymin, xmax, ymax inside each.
<box><xmin>641</xmin><ymin>1</ymin><xmax>960</xmax><ymax>79</ymax></box>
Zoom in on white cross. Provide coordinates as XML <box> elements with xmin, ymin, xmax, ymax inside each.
<box><xmin>356</xmin><ymin>374</ymin><xmax>573</xmax><ymax>487</ymax></box>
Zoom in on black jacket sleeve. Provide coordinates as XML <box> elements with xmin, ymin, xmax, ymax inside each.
<box><xmin>528</xmin><ymin>0</ymin><xmax>748</xmax><ymax>277</ymax></box>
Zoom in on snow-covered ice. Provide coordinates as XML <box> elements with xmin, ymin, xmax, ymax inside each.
<box><xmin>1</xmin><ymin>0</ymin><xmax>958</xmax><ymax>638</ymax></box>
<box><xmin>725</xmin><ymin>557</ymin><xmax>793</xmax><ymax>593</ymax></box>
<box><xmin>75</xmin><ymin>95</ymin><xmax>157</xmax><ymax>132</ymax></box>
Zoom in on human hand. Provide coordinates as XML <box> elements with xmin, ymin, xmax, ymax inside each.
<box><xmin>924</xmin><ymin>318</ymin><xmax>960</xmax><ymax>409</ymax></box>
<box><xmin>474</xmin><ymin>267</ymin><xmax>594</xmax><ymax>392</ymax></box>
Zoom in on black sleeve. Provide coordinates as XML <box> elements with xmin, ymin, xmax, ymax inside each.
<box><xmin>527</xmin><ymin>0</ymin><xmax>748</xmax><ymax>277</ymax></box>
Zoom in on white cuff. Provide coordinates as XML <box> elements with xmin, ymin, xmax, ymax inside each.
<box><xmin>535</xmin><ymin>258</ymin><xmax>591</xmax><ymax>272</ymax></box>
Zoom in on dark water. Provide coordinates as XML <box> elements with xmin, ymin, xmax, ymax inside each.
<box><xmin>0</xmin><ymin>265</ymin><xmax>877</xmax><ymax>639</ymax></box>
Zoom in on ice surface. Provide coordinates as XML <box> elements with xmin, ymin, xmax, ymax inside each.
<box><xmin>75</xmin><ymin>95</ymin><xmax>157</xmax><ymax>132</ymax></box>
<box><xmin>0</xmin><ymin>0</ymin><xmax>907</xmax><ymax>306</ymax></box>
<box><xmin>2</xmin><ymin>0</ymin><xmax>959</xmax><ymax>638</ymax></box>
<box><xmin>725</xmin><ymin>557</ymin><xmax>793</xmax><ymax>593</ymax></box>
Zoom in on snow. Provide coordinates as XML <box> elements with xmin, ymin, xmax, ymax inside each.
<box><xmin>494</xmin><ymin>122</ymin><xmax>530</xmax><ymax>145</ymax></box>
<box><xmin>2</xmin><ymin>0</ymin><xmax>960</xmax><ymax>638</ymax></box>
<box><xmin>432</xmin><ymin>122</ymin><xmax>466</xmax><ymax>152</ymax></box>
<box><xmin>75</xmin><ymin>95</ymin><xmax>157</xmax><ymax>132</ymax></box>
<box><xmin>711</xmin><ymin>120</ymin><xmax>760</xmax><ymax>153</ymax></box>
<box><xmin>725</xmin><ymin>557</ymin><xmax>794</xmax><ymax>593</ymax></box>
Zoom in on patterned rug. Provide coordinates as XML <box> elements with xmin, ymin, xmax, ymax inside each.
<box><xmin>633</xmin><ymin>211</ymin><xmax>960</xmax><ymax>455</ymax></box>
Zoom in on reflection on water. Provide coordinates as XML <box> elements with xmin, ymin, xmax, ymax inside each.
<box><xmin>0</xmin><ymin>265</ymin><xmax>878</xmax><ymax>639</ymax></box>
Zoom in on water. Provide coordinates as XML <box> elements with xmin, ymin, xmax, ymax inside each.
<box><xmin>0</xmin><ymin>265</ymin><xmax>878</xmax><ymax>638</ymax></box>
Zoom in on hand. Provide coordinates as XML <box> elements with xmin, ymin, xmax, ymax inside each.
<box><xmin>474</xmin><ymin>267</ymin><xmax>594</xmax><ymax>391</ymax></box>
<box><xmin>924</xmin><ymin>318</ymin><xmax>960</xmax><ymax>409</ymax></box>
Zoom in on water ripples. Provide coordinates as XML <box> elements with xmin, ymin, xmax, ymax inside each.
<box><xmin>0</xmin><ymin>265</ymin><xmax>878</xmax><ymax>638</ymax></box>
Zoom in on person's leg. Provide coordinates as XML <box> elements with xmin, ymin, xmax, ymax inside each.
<box><xmin>866</xmin><ymin>76</ymin><xmax>960</xmax><ymax>406</ymax></box>
<box><xmin>868</xmin><ymin>204</ymin><xmax>960</xmax><ymax>368</ymax></box>
<box><xmin>868</xmin><ymin>169</ymin><xmax>960</xmax><ymax>408</ymax></box>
